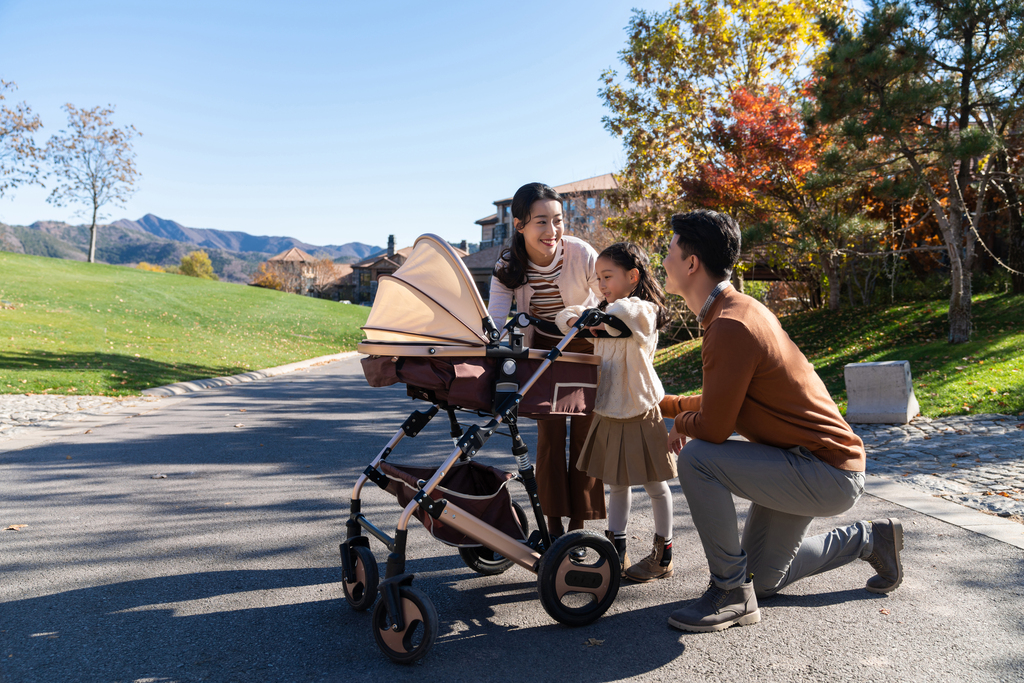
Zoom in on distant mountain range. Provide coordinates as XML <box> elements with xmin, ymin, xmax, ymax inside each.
<box><xmin>0</xmin><ymin>214</ymin><xmax>382</xmax><ymax>284</ymax></box>
<box><xmin>112</xmin><ymin>214</ymin><xmax>380</xmax><ymax>262</ymax></box>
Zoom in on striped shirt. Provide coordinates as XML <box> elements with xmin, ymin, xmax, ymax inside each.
<box><xmin>527</xmin><ymin>241</ymin><xmax>565</xmax><ymax>342</ymax></box>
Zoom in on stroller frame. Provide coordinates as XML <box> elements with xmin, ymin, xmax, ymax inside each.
<box><xmin>343</xmin><ymin>294</ymin><xmax>628</xmax><ymax>662</ymax></box>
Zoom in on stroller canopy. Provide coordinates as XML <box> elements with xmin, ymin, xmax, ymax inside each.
<box><xmin>362</xmin><ymin>234</ymin><xmax>492</xmax><ymax>346</ymax></box>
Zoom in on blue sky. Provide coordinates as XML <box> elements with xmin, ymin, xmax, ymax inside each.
<box><xmin>0</xmin><ymin>0</ymin><xmax>678</xmax><ymax>251</ymax></box>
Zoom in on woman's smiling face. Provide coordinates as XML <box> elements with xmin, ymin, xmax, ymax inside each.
<box><xmin>516</xmin><ymin>198</ymin><xmax>564</xmax><ymax>266</ymax></box>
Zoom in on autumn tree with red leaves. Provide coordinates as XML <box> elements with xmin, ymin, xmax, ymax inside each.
<box><xmin>679</xmin><ymin>85</ymin><xmax>880</xmax><ymax>309</ymax></box>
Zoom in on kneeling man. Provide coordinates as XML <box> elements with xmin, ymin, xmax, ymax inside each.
<box><xmin>660</xmin><ymin>210</ymin><xmax>903</xmax><ymax>632</ymax></box>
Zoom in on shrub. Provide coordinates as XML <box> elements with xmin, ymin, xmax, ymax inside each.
<box><xmin>136</xmin><ymin>261</ymin><xmax>165</xmax><ymax>272</ymax></box>
<box><xmin>180</xmin><ymin>251</ymin><xmax>218</xmax><ymax>280</ymax></box>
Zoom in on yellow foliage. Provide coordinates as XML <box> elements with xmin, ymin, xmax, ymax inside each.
<box><xmin>250</xmin><ymin>262</ymin><xmax>286</xmax><ymax>290</ymax></box>
<box><xmin>179</xmin><ymin>250</ymin><xmax>218</xmax><ymax>280</ymax></box>
<box><xmin>136</xmin><ymin>261</ymin><xmax>165</xmax><ymax>272</ymax></box>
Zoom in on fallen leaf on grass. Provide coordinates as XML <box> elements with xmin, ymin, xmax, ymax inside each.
<box><xmin>5</xmin><ymin>525</ymin><xmax>27</xmax><ymax>531</ymax></box>
<box><xmin>879</xmin><ymin>608</ymin><xmax>890</xmax><ymax>615</ymax></box>
<box><xmin>234</xmin><ymin>423</ymin><xmax>245</xmax><ymax>428</ymax></box>
<box><xmin>151</xmin><ymin>474</ymin><xmax>167</xmax><ymax>479</ymax></box>
<box><xmin>585</xmin><ymin>638</ymin><xmax>604</xmax><ymax>647</ymax></box>
<box><xmin>239</xmin><ymin>409</ymin><xmax>246</xmax><ymax>412</ymax></box>
<box><xmin>83</xmin><ymin>429</ymin><xmax>92</xmax><ymax>434</ymax></box>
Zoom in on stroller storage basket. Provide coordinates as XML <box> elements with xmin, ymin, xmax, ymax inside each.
<box><xmin>360</xmin><ymin>345</ymin><xmax>598</xmax><ymax>417</ymax></box>
<box><xmin>380</xmin><ymin>460</ymin><xmax>527</xmax><ymax>547</ymax></box>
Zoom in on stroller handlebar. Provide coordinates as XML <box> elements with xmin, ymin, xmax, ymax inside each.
<box><xmin>500</xmin><ymin>309</ymin><xmax>632</xmax><ymax>340</ymax></box>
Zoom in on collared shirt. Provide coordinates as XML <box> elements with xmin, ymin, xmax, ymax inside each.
<box><xmin>697</xmin><ymin>280</ymin><xmax>732</xmax><ymax>325</ymax></box>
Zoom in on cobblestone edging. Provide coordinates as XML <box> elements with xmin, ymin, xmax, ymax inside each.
<box><xmin>853</xmin><ymin>413</ymin><xmax>1024</xmax><ymax>521</ymax></box>
<box><xmin>0</xmin><ymin>394</ymin><xmax>162</xmax><ymax>440</ymax></box>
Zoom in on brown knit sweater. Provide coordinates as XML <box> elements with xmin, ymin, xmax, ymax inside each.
<box><xmin>660</xmin><ymin>287</ymin><xmax>865</xmax><ymax>472</ymax></box>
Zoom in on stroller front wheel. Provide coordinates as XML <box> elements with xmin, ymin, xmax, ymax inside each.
<box><xmin>372</xmin><ymin>586</ymin><xmax>438</xmax><ymax>664</ymax></box>
<box><xmin>536</xmin><ymin>530</ymin><xmax>620</xmax><ymax>627</ymax></box>
<box><xmin>342</xmin><ymin>545</ymin><xmax>379</xmax><ymax>611</ymax></box>
<box><xmin>458</xmin><ymin>501</ymin><xmax>529</xmax><ymax>576</ymax></box>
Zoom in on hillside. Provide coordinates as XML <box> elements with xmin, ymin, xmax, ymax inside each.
<box><xmin>0</xmin><ymin>251</ymin><xmax>369</xmax><ymax>396</ymax></box>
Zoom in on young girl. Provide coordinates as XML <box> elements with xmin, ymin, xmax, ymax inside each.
<box><xmin>556</xmin><ymin>242</ymin><xmax>676</xmax><ymax>581</ymax></box>
<box><xmin>488</xmin><ymin>182</ymin><xmax>606</xmax><ymax>539</ymax></box>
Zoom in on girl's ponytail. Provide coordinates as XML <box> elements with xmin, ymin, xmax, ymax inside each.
<box><xmin>493</xmin><ymin>182</ymin><xmax>562</xmax><ymax>290</ymax></box>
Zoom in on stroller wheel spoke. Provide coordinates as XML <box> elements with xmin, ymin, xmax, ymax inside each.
<box><xmin>536</xmin><ymin>530</ymin><xmax>620</xmax><ymax>627</ymax></box>
<box><xmin>372</xmin><ymin>586</ymin><xmax>438</xmax><ymax>665</ymax></box>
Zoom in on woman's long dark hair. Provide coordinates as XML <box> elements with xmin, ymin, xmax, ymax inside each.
<box><xmin>598</xmin><ymin>242</ymin><xmax>669</xmax><ymax>329</ymax></box>
<box><xmin>493</xmin><ymin>182</ymin><xmax>562</xmax><ymax>290</ymax></box>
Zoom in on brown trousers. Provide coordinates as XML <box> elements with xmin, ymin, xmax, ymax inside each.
<box><xmin>532</xmin><ymin>334</ymin><xmax>606</xmax><ymax>521</ymax></box>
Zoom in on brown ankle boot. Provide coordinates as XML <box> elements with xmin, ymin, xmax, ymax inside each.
<box><xmin>624</xmin><ymin>533</ymin><xmax>673</xmax><ymax>582</ymax></box>
<box><xmin>604</xmin><ymin>530</ymin><xmax>630</xmax><ymax>577</ymax></box>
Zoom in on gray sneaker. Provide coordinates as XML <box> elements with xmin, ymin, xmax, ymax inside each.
<box><xmin>863</xmin><ymin>518</ymin><xmax>903</xmax><ymax>594</ymax></box>
<box><xmin>667</xmin><ymin>579</ymin><xmax>760</xmax><ymax>632</ymax></box>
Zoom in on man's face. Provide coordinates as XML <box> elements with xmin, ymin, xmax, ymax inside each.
<box><xmin>663</xmin><ymin>234</ymin><xmax>689</xmax><ymax>296</ymax></box>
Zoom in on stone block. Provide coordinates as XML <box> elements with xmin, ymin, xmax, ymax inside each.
<box><xmin>844</xmin><ymin>360</ymin><xmax>920</xmax><ymax>424</ymax></box>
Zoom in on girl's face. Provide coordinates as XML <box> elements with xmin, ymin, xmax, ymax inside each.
<box><xmin>516</xmin><ymin>199</ymin><xmax>564</xmax><ymax>266</ymax></box>
<box><xmin>596</xmin><ymin>255</ymin><xmax>639</xmax><ymax>304</ymax></box>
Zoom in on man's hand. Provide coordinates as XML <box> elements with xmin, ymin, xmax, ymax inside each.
<box><xmin>667</xmin><ymin>425</ymin><xmax>686</xmax><ymax>455</ymax></box>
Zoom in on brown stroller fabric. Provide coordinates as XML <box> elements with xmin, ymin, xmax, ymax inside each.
<box><xmin>360</xmin><ymin>354</ymin><xmax>596</xmax><ymax>417</ymax></box>
<box><xmin>357</xmin><ymin>235</ymin><xmax>599</xmax><ymax>418</ymax></box>
<box><xmin>380</xmin><ymin>460</ymin><xmax>526</xmax><ymax>547</ymax></box>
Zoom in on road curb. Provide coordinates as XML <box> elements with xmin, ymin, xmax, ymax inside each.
<box><xmin>141</xmin><ymin>351</ymin><xmax>361</xmax><ymax>396</ymax></box>
<box><xmin>865</xmin><ymin>473</ymin><xmax>1024</xmax><ymax>549</ymax></box>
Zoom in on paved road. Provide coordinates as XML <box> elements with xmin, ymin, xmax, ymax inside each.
<box><xmin>2</xmin><ymin>357</ymin><xmax>1023</xmax><ymax>682</ymax></box>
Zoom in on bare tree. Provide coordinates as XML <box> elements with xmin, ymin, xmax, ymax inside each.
<box><xmin>0</xmin><ymin>80</ymin><xmax>44</xmax><ymax>198</ymax></box>
<box><xmin>46</xmin><ymin>104</ymin><xmax>140</xmax><ymax>263</ymax></box>
<box><xmin>307</xmin><ymin>254</ymin><xmax>342</xmax><ymax>297</ymax></box>
<box><xmin>251</xmin><ymin>261</ymin><xmax>300</xmax><ymax>292</ymax></box>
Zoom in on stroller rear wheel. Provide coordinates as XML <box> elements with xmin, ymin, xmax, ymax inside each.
<box><xmin>372</xmin><ymin>586</ymin><xmax>438</xmax><ymax>664</ymax></box>
<box><xmin>342</xmin><ymin>545</ymin><xmax>379</xmax><ymax>611</ymax></box>
<box><xmin>536</xmin><ymin>530</ymin><xmax>620</xmax><ymax>627</ymax></box>
<box><xmin>458</xmin><ymin>501</ymin><xmax>529</xmax><ymax>576</ymax></box>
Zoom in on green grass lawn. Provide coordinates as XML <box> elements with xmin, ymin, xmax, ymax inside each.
<box><xmin>655</xmin><ymin>292</ymin><xmax>1024</xmax><ymax>418</ymax></box>
<box><xmin>1</xmin><ymin>251</ymin><xmax>369</xmax><ymax>396</ymax></box>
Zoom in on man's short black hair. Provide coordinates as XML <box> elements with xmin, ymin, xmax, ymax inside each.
<box><xmin>670</xmin><ymin>210</ymin><xmax>741</xmax><ymax>281</ymax></box>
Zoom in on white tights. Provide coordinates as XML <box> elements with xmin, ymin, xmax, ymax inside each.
<box><xmin>607</xmin><ymin>481</ymin><xmax>673</xmax><ymax>539</ymax></box>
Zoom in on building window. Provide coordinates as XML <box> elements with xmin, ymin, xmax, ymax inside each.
<box><xmin>588</xmin><ymin>216</ymin><xmax>596</xmax><ymax>226</ymax></box>
<box><xmin>601</xmin><ymin>197</ymin><xmax>609</xmax><ymax>209</ymax></box>
<box><xmin>587</xmin><ymin>197</ymin><xmax>596</xmax><ymax>209</ymax></box>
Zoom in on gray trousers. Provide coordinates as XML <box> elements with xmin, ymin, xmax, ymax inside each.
<box><xmin>677</xmin><ymin>439</ymin><xmax>869</xmax><ymax>598</ymax></box>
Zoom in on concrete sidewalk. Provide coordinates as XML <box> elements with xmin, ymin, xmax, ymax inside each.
<box><xmin>2</xmin><ymin>355</ymin><xmax>1022</xmax><ymax>681</ymax></box>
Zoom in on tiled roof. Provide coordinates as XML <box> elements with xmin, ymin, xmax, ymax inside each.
<box><xmin>268</xmin><ymin>247</ymin><xmax>316</xmax><ymax>263</ymax></box>
<box><xmin>475</xmin><ymin>213</ymin><xmax>498</xmax><ymax>225</ymax></box>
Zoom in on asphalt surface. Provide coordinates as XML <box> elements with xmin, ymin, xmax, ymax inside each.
<box><xmin>2</xmin><ymin>356</ymin><xmax>1023</xmax><ymax>683</ymax></box>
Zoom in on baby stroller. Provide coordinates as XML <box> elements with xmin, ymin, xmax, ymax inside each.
<box><xmin>341</xmin><ymin>234</ymin><xmax>629</xmax><ymax>664</ymax></box>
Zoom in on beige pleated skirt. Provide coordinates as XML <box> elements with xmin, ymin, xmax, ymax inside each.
<box><xmin>576</xmin><ymin>405</ymin><xmax>677</xmax><ymax>486</ymax></box>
